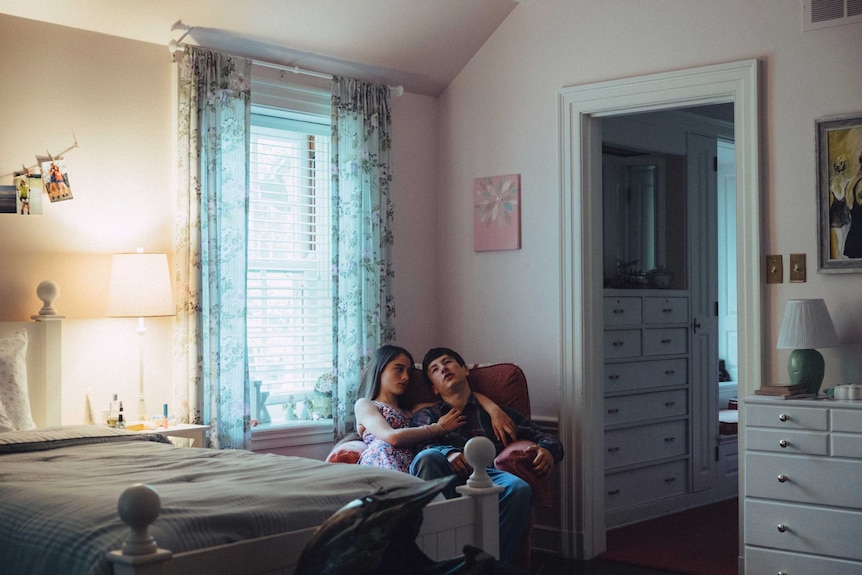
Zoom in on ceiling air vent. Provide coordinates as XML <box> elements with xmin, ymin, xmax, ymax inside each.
<box><xmin>803</xmin><ymin>0</ymin><xmax>862</xmax><ymax>30</ymax></box>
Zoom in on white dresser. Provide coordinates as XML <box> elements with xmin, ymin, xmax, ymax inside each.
<box><xmin>743</xmin><ymin>396</ymin><xmax>862</xmax><ymax>574</ymax></box>
<box><xmin>603</xmin><ymin>291</ymin><xmax>691</xmax><ymax>525</ymax></box>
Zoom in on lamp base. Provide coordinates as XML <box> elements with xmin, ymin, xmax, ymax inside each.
<box><xmin>137</xmin><ymin>394</ymin><xmax>148</xmax><ymax>423</ymax></box>
<box><xmin>788</xmin><ymin>348</ymin><xmax>825</xmax><ymax>395</ymax></box>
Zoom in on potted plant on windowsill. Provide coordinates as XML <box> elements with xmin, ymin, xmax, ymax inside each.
<box><xmin>312</xmin><ymin>372</ymin><xmax>334</xmax><ymax>419</ymax></box>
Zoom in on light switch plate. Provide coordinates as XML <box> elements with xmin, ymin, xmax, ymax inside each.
<box><xmin>766</xmin><ymin>255</ymin><xmax>783</xmax><ymax>284</ymax></box>
<box><xmin>789</xmin><ymin>253</ymin><xmax>806</xmax><ymax>282</ymax></box>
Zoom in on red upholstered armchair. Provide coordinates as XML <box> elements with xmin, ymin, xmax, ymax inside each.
<box><xmin>325</xmin><ymin>362</ymin><xmax>548</xmax><ymax>567</ymax></box>
<box><xmin>326</xmin><ymin>363</ymin><xmax>547</xmax><ymax>499</ymax></box>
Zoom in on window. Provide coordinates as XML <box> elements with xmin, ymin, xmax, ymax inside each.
<box><xmin>247</xmin><ymin>72</ymin><xmax>333</xmax><ymax>429</ymax></box>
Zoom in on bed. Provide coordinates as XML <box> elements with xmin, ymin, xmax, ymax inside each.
<box><xmin>0</xmin><ymin>284</ymin><xmax>500</xmax><ymax>575</ymax></box>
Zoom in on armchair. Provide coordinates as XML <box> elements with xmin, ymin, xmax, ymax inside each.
<box><xmin>325</xmin><ymin>362</ymin><xmax>551</xmax><ymax>568</ymax></box>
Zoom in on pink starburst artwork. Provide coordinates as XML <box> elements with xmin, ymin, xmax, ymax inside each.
<box><xmin>473</xmin><ymin>173</ymin><xmax>521</xmax><ymax>251</ymax></box>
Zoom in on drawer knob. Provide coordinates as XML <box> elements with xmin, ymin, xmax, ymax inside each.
<box><xmin>608</xmin><ymin>489</ymin><xmax>620</xmax><ymax>495</ymax></box>
<box><xmin>778</xmin><ymin>572</ymin><xmax>788</xmax><ymax>575</ymax></box>
<box><xmin>777</xmin><ymin>474</ymin><xmax>788</xmax><ymax>483</ymax></box>
<box><xmin>613</xmin><ymin>308</ymin><xmax>624</xmax><ymax>314</ymax></box>
<box><xmin>777</xmin><ymin>523</ymin><xmax>788</xmax><ymax>533</ymax></box>
<box><xmin>779</xmin><ymin>439</ymin><xmax>790</xmax><ymax>448</ymax></box>
<box><xmin>665</xmin><ymin>369</ymin><xmax>676</xmax><ymax>375</ymax></box>
<box><xmin>664</xmin><ymin>477</ymin><xmax>676</xmax><ymax>483</ymax></box>
<box><xmin>607</xmin><ymin>408</ymin><xmax>619</xmax><ymax>414</ymax></box>
<box><xmin>608</xmin><ymin>374</ymin><xmax>620</xmax><ymax>380</ymax></box>
<box><xmin>663</xmin><ymin>307</ymin><xmax>673</xmax><ymax>313</ymax></box>
<box><xmin>612</xmin><ymin>341</ymin><xmax>624</xmax><ymax>347</ymax></box>
<box><xmin>608</xmin><ymin>447</ymin><xmax>620</xmax><ymax>453</ymax></box>
<box><xmin>779</xmin><ymin>413</ymin><xmax>788</xmax><ymax>422</ymax></box>
<box><xmin>664</xmin><ymin>436</ymin><xmax>676</xmax><ymax>443</ymax></box>
<box><xmin>661</xmin><ymin>338</ymin><xmax>672</xmax><ymax>344</ymax></box>
<box><xmin>665</xmin><ymin>401</ymin><xmax>676</xmax><ymax>407</ymax></box>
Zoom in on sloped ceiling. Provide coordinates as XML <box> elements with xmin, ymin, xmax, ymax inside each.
<box><xmin>0</xmin><ymin>0</ymin><xmax>518</xmax><ymax>96</ymax></box>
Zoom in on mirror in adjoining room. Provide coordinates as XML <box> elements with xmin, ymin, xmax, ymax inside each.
<box><xmin>602</xmin><ymin>146</ymin><xmax>687</xmax><ymax>290</ymax></box>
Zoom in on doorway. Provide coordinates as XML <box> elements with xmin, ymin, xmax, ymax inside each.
<box><xmin>557</xmin><ymin>60</ymin><xmax>761</xmax><ymax>562</ymax></box>
<box><xmin>600</xmin><ymin>105</ymin><xmax>737</xmax><ymax>529</ymax></box>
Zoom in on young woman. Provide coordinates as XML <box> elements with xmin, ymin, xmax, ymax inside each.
<box><xmin>355</xmin><ymin>345</ymin><xmax>515</xmax><ymax>473</ymax></box>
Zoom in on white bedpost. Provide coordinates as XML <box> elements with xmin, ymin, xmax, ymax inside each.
<box><xmin>456</xmin><ymin>436</ymin><xmax>503</xmax><ymax>558</ymax></box>
<box><xmin>106</xmin><ymin>484</ymin><xmax>173</xmax><ymax>575</ymax></box>
<box><xmin>30</xmin><ymin>280</ymin><xmax>64</xmax><ymax>428</ymax></box>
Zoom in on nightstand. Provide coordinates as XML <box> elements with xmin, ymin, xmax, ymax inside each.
<box><xmin>129</xmin><ymin>423</ymin><xmax>210</xmax><ymax>447</ymax></box>
<box><xmin>158</xmin><ymin>423</ymin><xmax>209</xmax><ymax>447</ymax></box>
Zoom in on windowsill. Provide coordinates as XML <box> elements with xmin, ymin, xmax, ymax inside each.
<box><xmin>251</xmin><ymin>419</ymin><xmax>333</xmax><ymax>450</ymax></box>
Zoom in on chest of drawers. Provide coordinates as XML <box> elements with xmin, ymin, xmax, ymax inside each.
<box><xmin>603</xmin><ymin>292</ymin><xmax>691</xmax><ymax>526</ymax></box>
<box><xmin>743</xmin><ymin>396</ymin><xmax>862</xmax><ymax>574</ymax></box>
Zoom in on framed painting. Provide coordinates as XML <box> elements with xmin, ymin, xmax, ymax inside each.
<box><xmin>473</xmin><ymin>174</ymin><xmax>520</xmax><ymax>252</ymax></box>
<box><xmin>817</xmin><ymin>113</ymin><xmax>862</xmax><ymax>272</ymax></box>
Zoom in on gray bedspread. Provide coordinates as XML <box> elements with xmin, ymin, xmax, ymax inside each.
<box><xmin>0</xmin><ymin>426</ymin><xmax>423</xmax><ymax>575</ymax></box>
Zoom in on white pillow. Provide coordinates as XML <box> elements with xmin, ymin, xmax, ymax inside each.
<box><xmin>0</xmin><ymin>400</ymin><xmax>14</xmax><ymax>433</ymax></box>
<box><xmin>0</xmin><ymin>330</ymin><xmax>37</xmax><ymax>431</ymax></box>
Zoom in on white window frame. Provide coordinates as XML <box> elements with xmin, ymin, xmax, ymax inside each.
<box><xmin>248</xmin><ymin>68</ymin><xmax>335</xmax><ymax>446</ymax></box>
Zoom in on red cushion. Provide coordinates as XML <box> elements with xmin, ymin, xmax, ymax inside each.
<box><xmin>494</xmin><ymin>440</ymin><xmax>551</xmax><ymax>507</ymax></box>
<box><xmin>325</xmin><ymin>440</ymin><xmax>366</xmax><ymax>464</ymax></box>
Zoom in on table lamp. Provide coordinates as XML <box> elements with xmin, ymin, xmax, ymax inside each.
<box><xmin>776</xmin><ymin>298</ymin><xmax>839</xmax><ymax>395</ymax></box>
<box><xmin>107</xmin><ymin>249</ymin><xmax>174</xmax><ymax>421</ymax></box>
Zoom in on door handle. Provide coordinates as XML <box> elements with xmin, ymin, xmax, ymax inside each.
<box><xmin>692</xmin><ymin>318</ymin><xmax>701</xmax><ymax>333</ymax></box>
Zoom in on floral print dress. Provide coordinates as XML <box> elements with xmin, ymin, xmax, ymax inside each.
<box><xmin>358</xmin><ymin>401</ymin><xmax>414</xmax><ymax>473</ymax></box>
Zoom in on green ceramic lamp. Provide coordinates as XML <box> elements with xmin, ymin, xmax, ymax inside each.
<box><xmin>776</xmin><ymin>299</ymin><xmax>839</xmax><ymax>395</ymax></box>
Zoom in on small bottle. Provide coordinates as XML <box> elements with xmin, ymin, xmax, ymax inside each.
<box><xmin>117</xmin><ymin>401</ymin><xmax>125</xmax><ymax>429</ymax></box>
<box><xmin>107</xmin><ymin>394</ymin><xmax>120</xmax><ymax>428</ymax></box>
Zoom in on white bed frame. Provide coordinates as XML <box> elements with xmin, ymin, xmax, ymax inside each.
<box><xmin>8</xmin><ymin>283</ymin><xmax>501</xmax><ymax>575</ymax></box>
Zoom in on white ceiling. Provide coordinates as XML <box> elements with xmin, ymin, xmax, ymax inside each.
<box><xmin>0</xmin><ymin>0</ymin><xmax>519</xmax><ymax>96</ymax></box>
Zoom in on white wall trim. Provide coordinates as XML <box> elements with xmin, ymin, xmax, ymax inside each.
<box><xmin>558</xmin><ymin>59</ymin><xmax>762</xmax><ymax>560</ymax></box>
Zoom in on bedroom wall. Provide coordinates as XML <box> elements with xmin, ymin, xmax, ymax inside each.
<box><xmin>0</xmin><ymin>15</ymin><xmax>175</xmax><ymax>423</ymax></box>
<box><xmin>434</xmin><ymin>0</ymin><xmax>862</xmax><ymax>416</ymax></box>
<box><xmin>0</xmin><ymin>13</ymin><xmax>441</xmax><ymax>426</ymax></box>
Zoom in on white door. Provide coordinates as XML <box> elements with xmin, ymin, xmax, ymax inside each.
<box><xmin>687</xmin><ymin>132</ymin><xmax>719</xmax><ymax>492</ymax></box>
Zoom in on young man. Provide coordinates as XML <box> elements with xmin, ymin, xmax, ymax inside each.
<box><xmin>409</xmin><ymin>347</ymin><xmax>564</xmax><ymax>566</ymax></box>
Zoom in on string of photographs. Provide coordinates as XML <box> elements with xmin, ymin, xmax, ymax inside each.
<box><xmin>0</xmin><ymin>135</ymin><xmax>77</xmax><ymax>216</ymax></box>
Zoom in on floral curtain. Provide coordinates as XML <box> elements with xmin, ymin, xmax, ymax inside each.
<box><xmin>174</xmin><ymin>46</ymin><xmax>252</xmax><ymax>449</ymax></box>
<box><xmin>330</xmin><ymin>77</ymin><xmax>396</xmax><ymax>439</ymax></box>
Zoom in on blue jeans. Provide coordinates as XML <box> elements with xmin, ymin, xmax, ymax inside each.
<box><xmin>409</xmin><ymin>448</ymin><xmax>531</xmax><ymax>565</ymax></box>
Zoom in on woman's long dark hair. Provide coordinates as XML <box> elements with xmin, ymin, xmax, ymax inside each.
<box><xmin>361</xmin><ymin>345</ymin><xmax>414</xmax><ymax>408</ymax></box>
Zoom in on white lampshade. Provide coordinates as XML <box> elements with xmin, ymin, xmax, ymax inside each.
<box><xmin>776</xmin><ymin>299</ymin><xmax>839</xmax><ymax>350</ymax></box>
<box><xmin>107</xmin><ymin>250</ymin><xmax>174</xmax><ymax>317</ymax></box>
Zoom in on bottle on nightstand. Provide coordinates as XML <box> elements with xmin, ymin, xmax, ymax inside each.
<box><xmin>106</xmin><ymin>394</ymin><xmax>120</xmax><ymax>427</ymax></box>
<box><xmin>117</xmin><ymin>401</ymin><xmax>125</xmax><ymax>429</ymax></box>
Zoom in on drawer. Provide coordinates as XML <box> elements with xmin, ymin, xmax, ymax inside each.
<box><xmin>833</xmin><ymin>408</ymin><xmax>862</xmax><ymax>433</ymax></box>
<box><xmin>604</xmin><ymin>389</ymin><xmax>687</xmax><ymax>427</ymax></box>
<box><xmin>603</xmin><ymin>358</ymin><xmax>688</xmax><ymax>393</ymax></box>
<box><xmin>604</xmin><ymin>297</ymin><xmax>642</xmax><ymax>327</ymax></box>
<box><xmin>744</xmin><ymin>403</ymin><xmax>828</xmax><ymax>431</ymax></box>
<box><xmin>832</xmin><ymin>433</ymin><xmax>862</xmax><ymax>458</ymax></box>
<box><xmin>643</xmin><ymin>297</ymin><xmax>688</xmax><ymax>325</ymax></box>
<box><xmin>642</xmin><ymin>328</ymin><xmax>687</xmax><ymax>356</ymax></box>
<box><xmin>605</xmin><ymin>420</ymin><xmax>687</xmax><ymax>469</ymax></box>
<box><xmin>745</xmin><ymin>499</ymin><xmax>862</xmax><ymax>561</ymax></box>
<box><xmin>605</xmin><ymin>460</ymin><xmax>687</xmax><ymax>510</ymax></box>
<box><xmin>744</xmin><ymin>452</ymin><xmax>862</xmax><ymax>508</ymax></box>
<box><xmin>745</xmin><ymin>546</ymin><xmax>862</xmax><ymax>575</ymax></box>
<box><xmin>604</xmin><ymin>329</ymin><xmax>641</xmax><ymax>359</ymax></box>
<box><xmin>745</xmin><ymin>428</ymin><xmax>828</xmax><ymax>455</ymax></box>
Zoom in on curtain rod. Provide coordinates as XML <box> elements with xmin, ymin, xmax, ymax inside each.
<box><xmin>168</xmin><ymin>36</ymin><xmax>403</xmax><ymax>96</ymax></box>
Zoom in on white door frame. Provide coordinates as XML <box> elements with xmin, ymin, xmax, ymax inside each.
<box><xmin>557</xmin><ymin>59</ymin><xmax>762</xmax><ymax>562</ymax></box>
